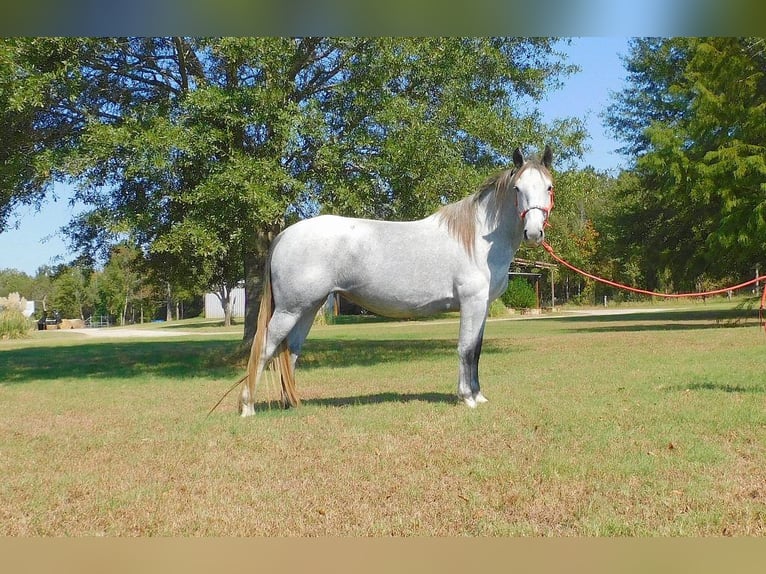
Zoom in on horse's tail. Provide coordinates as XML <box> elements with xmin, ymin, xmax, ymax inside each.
<box><xmin>243</xmin><ymin>262</ymin><xmax>300</xmax><ymax>411</ymax></box>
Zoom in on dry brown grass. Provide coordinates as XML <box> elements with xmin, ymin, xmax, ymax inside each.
<box><xmin>1</xmin><ymin>304</ymin><xmax>765</xmax><ymax>536</ymax></box>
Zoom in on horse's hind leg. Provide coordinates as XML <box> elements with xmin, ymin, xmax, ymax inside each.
<box><xmin>287</xmin><ymin>301</ymin><xmax>324</xmax><ymax>370</ymax></box>
<box><xmin>258</xmin><ymin>300</ymin><xmax>326</xmax><ymax>409</ymax></box>
<box><xmin>240</xmin><ymin>309</ymin><xmax>304</xmax><ymax>415</ymax></box>
<box><xmin>275</xmin><ymin>301</ymin><xmax>324</xmax><ymax>407</ymax></box>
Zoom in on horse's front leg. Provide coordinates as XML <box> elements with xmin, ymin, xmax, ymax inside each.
<box><xmin>457</xmin><ymin>299</ymin><xmax>489</xmax><ymax>408</ymax></box>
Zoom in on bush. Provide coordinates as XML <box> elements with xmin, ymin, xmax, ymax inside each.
<box><xmin>313</xmin><ymin>307</ymin><xmax>335</xmax><ymax>326</ymax></box>
<box><xmin>501</xmin><ymin>277</ymin><xmax>538</xmax><ymax>309</ymax></box>
<box><xmin>0</xmin><ymin>292</ymin><xmax>32</xmax><ymax>339</ymax></box>
<box><xmin>488</xmin><ymin>298</ymin><xmax>508</xmax><ymax>318</ymax></box>
<box><xmin>0</xmin><ymin>308</ymin><xmax>31</xmax><ymax>339</ymax></box>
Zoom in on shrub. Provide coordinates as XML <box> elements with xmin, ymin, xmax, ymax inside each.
<box><xmin>0</xmin><ymin>308</ymin><xmax>31</xmax><ymax>339</ymax></box>
<box><xmin>488</xmin><ymin>298</ymin><xmax>508</xmax><ymax>318</ymax></box>
<box><xmin>0</xmin><ymin>292</ymin><xmax>32</xmax><ymax>339</ymax></box>
<box><xmin>0</xmin><ymin>292</ymin><xmax>27</xmax><ymax>313</ymax></box>
<box><xmin>501</xmin><ymin>277</ymin><xmax>538</xmax><ymax>309</ymax></box>
<box><xmin>313</xmin><ymin>307</ymin><xmax>335</xmax><ymax>326</ymax></box>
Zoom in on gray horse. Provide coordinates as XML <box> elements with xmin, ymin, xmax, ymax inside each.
<box><xmin>240</xmin><ymin>146</ymin><xmax>554</xmax><ymax>416</ymax></box>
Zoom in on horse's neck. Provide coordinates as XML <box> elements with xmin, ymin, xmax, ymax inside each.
<box><xmin>475</xmin><ymin>189</ymin><xmax>523</xmax><ymax>263</ymax></box>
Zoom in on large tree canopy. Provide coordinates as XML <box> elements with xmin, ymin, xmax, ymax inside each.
<box><xmin>605</xmin><ymin>37</ymin><xmax>766</xmax><ymax>290</ymax></box>
<box><xmin>1</xmin><ymin>37</ymin><xmax>585</xmax><ymax>337</ymax></box>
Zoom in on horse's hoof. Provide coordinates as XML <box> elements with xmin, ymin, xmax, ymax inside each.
<box><xmin>474</xmin><ymin>392</ymin><xmax>489</xmax><ymax>404</ymax></box>
<box><xmin>462</xmin><ymin>396</ymin><xmax>477</xmax><ymax>408</ymax></box>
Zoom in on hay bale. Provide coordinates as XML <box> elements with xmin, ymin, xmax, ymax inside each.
<box><xmin>60</xmin><ymin>319</ymin><xmax>85</xmax><ymax>329</ymax></box>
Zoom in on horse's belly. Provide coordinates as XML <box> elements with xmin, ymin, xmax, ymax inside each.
<box><xmin>341</xmin><ymin>281</ymin><xmax>459</xmax><ymax>319</ymax></box>
<box><xmin>336</xmin><ymin>239</ymin><xmax>461</xmax><ymax>318</ymax></box>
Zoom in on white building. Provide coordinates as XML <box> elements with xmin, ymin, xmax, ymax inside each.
<box><xmin>204</xmin><ymin>288</ymin><xmax>246</xmax><ymax>319</ymax></box>
<box><xmin>23</xmin><ymin>300</ymin><xmax>35</xmax><ymax>318</ymax></box>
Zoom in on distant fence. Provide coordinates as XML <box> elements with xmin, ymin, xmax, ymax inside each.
<box><xmin>204</xmin><ymin>288</ymin><xmax>245</xmax><ymax>319</ymax></box>
<box><xmin>85</xmin><ymin>315</ymin><xmax>110</xmax><ymax>328</ymax></box>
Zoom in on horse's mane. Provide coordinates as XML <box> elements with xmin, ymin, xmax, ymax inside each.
<box><xmin>437</xmin><ymin>159</ymin><xmax>552</xmax><ymax>257</ymax></box>
<box><xmin>436</xmin><ymin>168</ymin><xmax>518</xmax><ymax>257</ymax></box>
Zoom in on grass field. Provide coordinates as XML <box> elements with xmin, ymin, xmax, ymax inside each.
<box><xmin>1</xmin><ymin>300</ymin><xmax>764</xmax><ymax>536</ymax></box>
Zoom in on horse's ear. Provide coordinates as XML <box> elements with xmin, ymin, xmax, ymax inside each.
<box><xmin>542</xmin><ymin>145</ymin><xmax>553</xmax><ymax>169</ymax></box>
<box><xmin>512</xmin><ymin>148</ymin><xmax>524</xmax><ymax>168</ymax></box>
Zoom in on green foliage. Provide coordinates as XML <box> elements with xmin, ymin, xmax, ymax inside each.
<box><xmin>0</xmin><ymin>269</ymin><xmax>33</xmax><ymax>298</ymax></box>
<box><xmin>95</xmin><ymin>244</ymin><xmax>147</xmax><ymax>325</ymax></box>
<box><xmin>0</xmin><ymin>267</ymin><xmax>56</xmax><ymax>314</ymax></box>
<box><xmin>606</xmin><ymin>38</ymin><xmax>766</xmax><ymax>289</ymax></box>
<box><xmin>537</xmin><ymin>167</ymin><xmax>619</xmax><ymax>302</ymax></box>
<box><xmin>487</xmin><ymin>298</ymin><xmax>508</xmax><ymax>318</ymax></box>
<box><xmin>50</xmin><ymin>265</ymin><xmax>90</xmax><ymax>320</ymax></box>
<box><xmin>501</xmin><ymin>277</ymin><xmax>537</xmax><ymax>309</ymax></box>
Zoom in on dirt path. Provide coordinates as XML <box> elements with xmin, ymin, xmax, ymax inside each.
<box><xmin>67</xmin><ymin>328</ymin><xmax>202</xmax><ymax>338</ymax></box>
<box><xmin>61</xmin><ymin>307</ymin><xmax>675</xmax><ymax>339</ymax></box>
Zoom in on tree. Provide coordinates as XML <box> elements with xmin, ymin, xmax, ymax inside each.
<box><xmin>29</xmin><ymin>266</ymin><xmax>54</xmax><ymax>316</ymax></box>
<box><xmin>605</xmin><ymin>38</ymin><xmax>766</xmax><ymax>289</ymax></box>
<box><xmin>0</xmin><ymin>268</ymin><xmax>33</xmax><ymax>298</ymax></box>
<box><xmin>97</xmin><ymin>243</ymin><xmax>147</xmax><ymax>326</ymax></box>
<box><xmin>1</xmin><ymin>37</ymin><xmax>586</xmax><ymax>342</ymax></box>
<box><xmin>0</xmin><ymin>40</ymin><xmax>59</xmax><ymax>231</ymax></box>
<box><xmin>50</xmin><ymin>265</ymin><xmax>90</xmax><ymax>319</ymax></box>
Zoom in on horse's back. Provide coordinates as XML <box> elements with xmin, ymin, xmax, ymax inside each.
<box><xmin>273</xmin><ymin>214</ymin><xmax>451</xmax><ymax>266</ymax></box>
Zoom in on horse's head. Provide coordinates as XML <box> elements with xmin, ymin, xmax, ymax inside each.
<box><xmin>512</xmin><ymin>146</ymin><xmax>554</xmax><ymax>247</ymax></box>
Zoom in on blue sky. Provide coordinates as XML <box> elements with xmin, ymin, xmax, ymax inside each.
<box><xmin>0</xmin><ymin>37</ymin><xmax>632</xmax><ymax>276</ymax></box>
<box><xmin>543</xmin><ymin>37</ymin><xmax>630</xmax><ymax>172</ymax></box>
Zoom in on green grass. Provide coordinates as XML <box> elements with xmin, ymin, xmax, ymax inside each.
<box><xmin>1</xmin><ymin>302</ymin><xmax>764</xmax><ymax>535</ymax></box>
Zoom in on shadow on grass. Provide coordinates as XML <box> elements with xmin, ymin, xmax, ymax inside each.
<box><xmin>247</xmin><ymin>391</ymin><xmax>457</xmax><ymax>412</ymax></box>
<box><xmin>0</xmin><ymin>339</ymin><xmax>240</xmax><ymax>385</ymax></box>
<box><xmin>160</xmin><ymin>320</ymin><xmax>235</xmax><ymax>330</ymax></box>
<box><xmin>1</xmin><ymin>336</ymin><xmax>509</xmax><ymax>385</ymax></box>
<box><xmin>297</xmin><ymin>337</ymin><xmax>510</xmax><ymax>370</ymax></box>
<box><xmin>557</xmin><ymin>307</ymin><xmax>762</xmax><ymax>334</ymax></box>
<box><xmin>298</xmin><ymin>338</ymin><xmax>458</xmax><ymax>369</ymax></box>
<box><xmin>307</xmin><ymin>391</ymin><xmax>457</xmax><ymax>407</ymax></box>
<box><xmin>669</xmin><ymin>381</ymin><xmax>765</xmax><ymax>394</ymax></box>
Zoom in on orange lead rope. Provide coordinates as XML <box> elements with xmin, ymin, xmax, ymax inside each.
<box><xmin>541</xmin><ymin>241</ymin><xmax>766</xmax><ymax>335</ymax></box>
<box><xmin>761</xmin><ymin>286</ymin><xmax>766</xmax><ymax>335</ymax></box>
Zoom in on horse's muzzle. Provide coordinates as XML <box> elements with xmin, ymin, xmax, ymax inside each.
<box><xmin>523</xmin><ymin>227</ymin><xmax>545</xmax><ymax>246</ymax></box>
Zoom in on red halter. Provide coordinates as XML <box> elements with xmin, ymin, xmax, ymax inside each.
<box><xmin>517</xmin><ymin>184</ymin><xmax>555</xmax><ymax>227</ymax></box>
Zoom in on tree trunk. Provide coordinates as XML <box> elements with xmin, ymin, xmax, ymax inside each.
<box><xmin>215</xmin><ymin>284</ymin><xmax>233</xmax><ymax>328</ymax></box>
<box><xmin>166</xmin><ymin>282</ymin><xmax>173</xmax><ymax>322</ymax></box>
<box><xmin>242</xmin><ymin>226</ymin><xmax>278</xmax><ymax>345</ymax></box>
<box><xmin>122</xmin><ymin>293</ymin><xmax>129</xmax><ymax>326</ymax></box>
